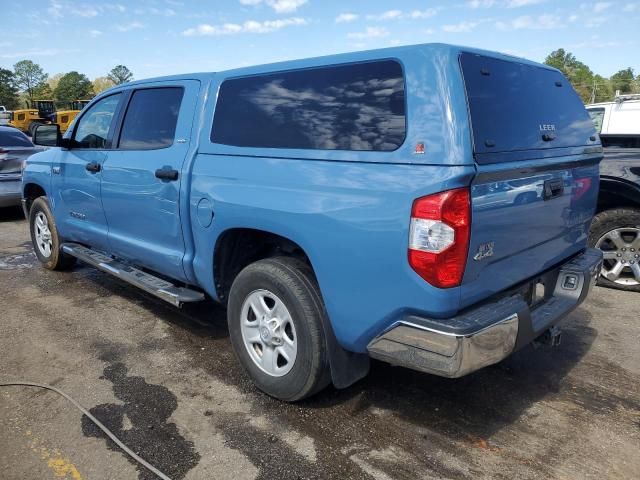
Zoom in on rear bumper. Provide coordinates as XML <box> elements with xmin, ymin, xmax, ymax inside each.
<box><xmin>367</xmin><ymin>248</ymin><xmax>603</xmax><ymax>378</ymax></box>
<box><xmin>0</xmin><ymin>179</ymin><xmax>21</xmax><ymax>208</ymax></box>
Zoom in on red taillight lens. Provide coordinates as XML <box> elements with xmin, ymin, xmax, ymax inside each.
<box><xmin>572</xmin><ymin>177</ymin><xmax>592</xmax><ymax>201</ymax></box>
<box><xmin>408</xmin><ymin>188</ymin><xmax>471</xmax><ymax>288</ymax></box>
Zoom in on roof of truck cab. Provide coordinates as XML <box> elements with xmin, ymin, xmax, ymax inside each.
<box><xmin>110</xmin><ymin>42</ymin><xmax>557</xmax><ymax>89</ymax></box>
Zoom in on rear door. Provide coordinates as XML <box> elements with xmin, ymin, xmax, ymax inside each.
<box><xmin>459</xmin><ymin>53</ymin><xmax>601</xmax><ymax>306</ymax></box>
<box><xmin>100</xmin><ymin>81</ymin><xmax>199</xmax><ymax>282</ymax></box>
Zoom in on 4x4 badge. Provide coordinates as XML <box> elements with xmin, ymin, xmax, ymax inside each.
<box><xmin>474</xmin><ymin>242</ymin><xmax>494</xmax><ymax>261</ymax></box>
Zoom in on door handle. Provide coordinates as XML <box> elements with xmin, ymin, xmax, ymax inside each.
<box><xmin>155</xmin><ymin>168</ymin><xmax>179</xmax><ymax>181</ymax></box>
<box><xmin>543</xmin><ymin>179</ymin><xmax>564</xmax><ymax>200</ymax></box>
<box><xmin>85</xmin><ymin>162</ymin><xmax>101</xmax><ymax>173</ymax></box>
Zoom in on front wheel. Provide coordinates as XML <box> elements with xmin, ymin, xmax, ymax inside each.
<box><xmin>227</xmin><ymin>257</ymin><xmax>331</xmax><ymax>401</ymax></box>
<box><xmin>588</xmin><ymin>208</ymin><xmax>640</xmax><ymax>292</ymax></box>
<box><xmin>29</xmin><ymin>196</ymin><xmax>76</xmax><ymax>270</ymax></box>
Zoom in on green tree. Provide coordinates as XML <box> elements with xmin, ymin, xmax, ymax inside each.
<box><xmin>0</xmin><ymin>68</ymin><xmax>20</xmax><ymax>110</ymax></box>
<box><xmin>54</xmin><ymin>71</ymin><xmax>94</xmax><ymax>105</ymax></box>
<box><xmin>609</xmin><ymin>67</ymin><xmax>635</xmax><ymax>94</ymax></box>
<box><xmin>13</xmin><ymin>60</ymin><xmax>48</xmax><ymax>105</ymax></box>
<box><xmin>544</xmin><ymin>48</ymin><xmax>594</xmax><ymax>103</ymax></box>
<box><xmin>107</xmin><ymin>65</ymin><xmax>133</xmax><ymax>85</ymax></box>
<box><xmin>92</xmin><ymin>76</ymin><xmax>115</xmax><ymax>94</ymax></box>
<box><xmin>47</xmin><ymin>73</ymin><xmax>64</xmax><ymax>94</ymax></box>
<box><xmin>592</xmin><ymin>74</ymin><xmax>613</xmax><ymax>103</ymax></box>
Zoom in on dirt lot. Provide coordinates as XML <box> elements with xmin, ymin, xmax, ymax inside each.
<box><xmin>0</xmin><ymin>206</ymin><xmax>638</xmax><ymax>480</ymax></box>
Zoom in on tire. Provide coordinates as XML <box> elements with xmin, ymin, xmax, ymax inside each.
<box><xmin>227</xmin><ymin>257</ymin><xmax>331</xmax><ymax>401</ymax></box>
<box><xmin>29</xmin><ymin>196</ymin><xmax>76</xmax><ymax>271</ymax></box>
<box><xmin>588</xmin><ymin>207</ymin><xmax>640</xmax><ymax>292</ymax></box>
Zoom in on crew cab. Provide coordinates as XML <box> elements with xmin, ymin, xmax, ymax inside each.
<box><xmin>23</xmin><ymin>44</ymin><xmax>603</xmax><ymax>401</ymax></box>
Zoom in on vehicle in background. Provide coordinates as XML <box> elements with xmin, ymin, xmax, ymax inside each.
<box><xmin>0</xmin><ymin>107</ymin><xmax>9</xmax><ymax>126</ymax></box>
<box><xmin>50</xmin><ymin>100</ymin><xmax>91</xmax><ymax>133</ymax></box>
<box><xmin>24</xmin><ymin>44</ymin><xmax>603</xmax><ymax>401</ymax></box>
<box><xmin>8</xmin><ymin>100</ymin><xmax>56</xmax><ymax>136</ymax></box>
<box><xmin>586</xmin><ymin>93</ymin><xmax>640</xmax><ymax>291</ymax></box>
<box><xmin>0</xmin><ymin>126</ymin><xmax>43</xmax><ymax>208</ymax></box>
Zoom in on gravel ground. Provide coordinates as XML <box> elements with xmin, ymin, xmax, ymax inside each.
<box><xmin>1</xmin><ymin>205</ymin><xmax>638</xmax><ymax>480</ymax></box>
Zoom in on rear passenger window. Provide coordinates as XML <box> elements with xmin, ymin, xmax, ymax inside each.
<box><xmin>211</xmin><ymin>60</ymin><xmax>406</xmax><ymax>151</ymax></box>
<box><xmin>119</xmin><ymin>88</ymin><xmax>184</xmax><ymax>150</ymax></box>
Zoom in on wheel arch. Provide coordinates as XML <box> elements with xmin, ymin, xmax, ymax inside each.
<box><xmin>213</xmin><ymin>227</ymin><xmax>370</xmax><ymax>389</ymax></box>
<box><xmin>22</xmin><ymin>182</ymin><xmax>48</xmax><ymax>215</ymax></box>
<box><xmin>598</xmin><ymin>177</ymin><xmax>640</xmax><ymax>212</ymax></box>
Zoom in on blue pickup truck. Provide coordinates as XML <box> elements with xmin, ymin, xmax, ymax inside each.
<box><xmin>23</xmin><ymin>44</ymin><xmax>603</xmax><ymax>401</ymax></box>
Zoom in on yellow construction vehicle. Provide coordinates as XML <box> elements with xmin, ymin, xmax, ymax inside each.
<box><xmin>51</xmin><ymin>100</ymin><xmax>90</xmax><ymax>133</ymax></box>
<box><xmin>8</xmin><ymin>100</ymin><xmax>56</xmax><ymax>136</ymax></box>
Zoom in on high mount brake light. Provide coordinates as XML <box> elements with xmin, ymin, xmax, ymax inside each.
<box><xmin>408</xmin><ymin>188</ymin><xmax>471</xmax><ymax>288</ymax></box>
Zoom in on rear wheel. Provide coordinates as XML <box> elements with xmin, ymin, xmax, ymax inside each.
<box><xmin>588</xmin><ymin>208</ymin><xmax>640</xmax><ymax>292</ymax></box>
<box><xmin>227</xmin><ymin>257</ymin><xmax>331</xmax><ymax>401</ymax></box>
<box><xmin>29</xmin><ymin>196</ymin><xmax>76</xmax><ymax>271</ymax></box>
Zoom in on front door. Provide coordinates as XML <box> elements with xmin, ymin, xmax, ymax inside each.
<box><xmin>51</xmin><ymin>93</ymin><xmax>123</xmax><ymax>251</ymax></box>
<box><xmin>100</xmin><ymin>81</ymin><xmax>200</xmax><ymax>282</ymax></box>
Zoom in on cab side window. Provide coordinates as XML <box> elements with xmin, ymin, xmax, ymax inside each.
<box><xmin>118</xmin><ymin>88</ymin><xmax>184</xmax><ymax>150</ymax></box>
<box><xmin>73</xmin><ymin>94</ymin><xmax>122</xmax><ymax>149</ymax></box>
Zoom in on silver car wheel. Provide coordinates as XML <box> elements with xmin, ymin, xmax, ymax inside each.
<box><xmin>596</xmin><ymin>227</ymin><xmax>640</xmax><ymax>286</ymax></box>
<box><xmin>240</xmin><ymin>289</ymin><xmax>297</xmax><ymax>377</ymax></box>
<box><xmin>34</xmin><ymin>212</ymin><xmax>53</xmax><ymax>258</ymax></box>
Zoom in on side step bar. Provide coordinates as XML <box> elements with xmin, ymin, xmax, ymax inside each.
<box><xmin>61</xmin><ymin>243</ymin><xmax>205</xmax><ymax>307</ymax></box>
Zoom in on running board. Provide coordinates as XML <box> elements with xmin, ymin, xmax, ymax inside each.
<box><xmin>61</xmin><ymin>243</ymin><xmax>205</xmax><ymax>307</ymax></box>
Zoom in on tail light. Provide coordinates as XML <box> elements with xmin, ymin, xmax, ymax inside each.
<box><xmin>408</xmin><ymin>188</ymin><xmax>471</xmax><ymax>288</ymax></box>
<box><xmin>572</xmin><ymin>177</ymin><xmax>592</xmax><ymax>201</ymax></box>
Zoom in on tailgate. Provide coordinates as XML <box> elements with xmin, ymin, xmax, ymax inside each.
<box><xmin>458</xmin><ymin>52</ymin><xmax>602</xmax><ymax>307</ymax></box>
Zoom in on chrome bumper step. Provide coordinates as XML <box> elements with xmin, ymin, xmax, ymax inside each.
<box><xmin>61</xmin><ymin>243</ymin><xmax>205</xmax><ymax>307</ymax></box>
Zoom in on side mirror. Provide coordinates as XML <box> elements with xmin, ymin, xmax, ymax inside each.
<box><xmin>33</xmin><ymin>124</ymin><xmax>62</xmax><ymax>147</ymax></box>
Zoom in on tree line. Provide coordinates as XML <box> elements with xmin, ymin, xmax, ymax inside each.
<box><xmin>544</xmin><ymin>49</ymin><xmax>640</xmax><ymax>103</ymax></box>
<box><xmin>1</xmin><ymin>48</ymin><xmax>639</xmax><ymax>110</ymax></box>
<box><xmin>0</xmin><ymin>62</ymin><xmax>133</xmax><ymax>110</ymax></box>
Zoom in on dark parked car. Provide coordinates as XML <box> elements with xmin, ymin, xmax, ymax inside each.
<box><xmin>0</xmin><ymin>126</ymin><xmax>43</xmax><ymax>208</ymax></box>
<box><xmin>588</xmin><ymin>135</ymin><xmax>640</xmax><ymax>292</ymax></box>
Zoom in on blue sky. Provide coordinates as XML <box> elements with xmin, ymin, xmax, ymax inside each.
<box><xmin>1</xmin><ymin>0</ymin><xmax>639</xmax><ymax>81</ymax></box>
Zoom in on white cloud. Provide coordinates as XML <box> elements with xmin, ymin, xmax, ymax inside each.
<box><xmin>366</xmin><ymin>10</ymin><xmax>402</xmax><ymax>21</ymax></box>
<box><xmin>347</xmin><ymin>26</ymin><xmax>389</xmax><ymax>40</ymax></box>
<box><xmin>593</xmin><ymin>2</ymin><xmax>612</xmax><ymax>13</ymax></box>
<box><xmin>0</xmin><ymin>48</ymin><xmax>76</xmax><ymax>59</ymax></box>
<box><xmin>506</xmin><ymin>0</ymin><xmax>547</xmax><ymax>7</ymax></box>
<box><xmin>48</xmin><ymin>0</ymin><xmax>64</xmax><ymax>18</ymax></box>
<box><xmin>148</xmin><ymin>7</ymin><xmax>176</xmax><ymax>16</ymax></box>
<box><xmin>239</xmin><ymin>0</ymin><xmax>307</xmax><ymax>13</ymax></box>
<box><xmin>468</xmin><ymin>0</ymin><xmax>495</xmax><ymax>7</ymax></box>
<box><xmin>182</xmin><ymin>17</ymin><xmax>307</xmax><ymax>36</ymax></box>
<box><xmin>496</xmin><ymin>14</ymin><xmax>563</xmax><ymax>30</ymax></box>
<box><xmin>335</xmin><ymin>13</ymin><xmax>359</xmax><ymax>23</ymax></box>
<box><xmin>267</xmin><ymin>0</ymin><xmax>307</xmax><ymax>13</ymax></box>
<box><xmin>89</xmin><ymin>29</ymin><xmax>102</xmax><ymax>37</ymax></box>
<box><xmin>623</xmin><ymin>2</ymin><xmax>639</xmax><ymax>11</ymax></box>
<box><xmin>410</xmin><ymin>9</ymin><xmax>438</xmax><ymax>19</ymax></box>
<box><xmin>442</xmin><ymin>20</ymin><xmax>480</xmax><ymax>33</ymax></box>
<box><xmin>71</xmin><ymin>5</ymin><xmax>99</xmax><ymax>17</ymax></box>
<box><xmin>117</xmin><ymin>21</ymin><xmax>145</xmax><ymax>32</ymax></box>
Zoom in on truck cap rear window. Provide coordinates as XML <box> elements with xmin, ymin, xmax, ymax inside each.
<box><xmin>460</xmin><ymin>53</ymin><xmax>595</xmax><ymax>161</ymax></box>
